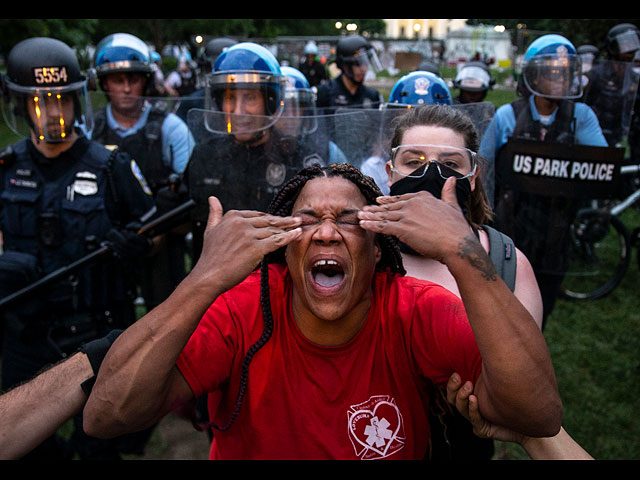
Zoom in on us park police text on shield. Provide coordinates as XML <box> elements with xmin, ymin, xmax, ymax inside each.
<box><xmin>498</xmin><ymin>139</ymin><xmax>625</xmax><ymax>199</ymax></box>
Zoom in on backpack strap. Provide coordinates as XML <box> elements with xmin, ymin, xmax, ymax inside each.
<box><xmin>483</xmin><ymin>224</ymin><xmax>517</xmax><ymax>292</ymax></box>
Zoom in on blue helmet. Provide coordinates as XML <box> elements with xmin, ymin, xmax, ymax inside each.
<box><xmin>93</xmin><ymin>33</ymin><xmax>154</xmax><ymax>95</ymax></box>
<box><xmin>209</xmin><ymin>42</ymin><xmax>285</xmax><ymax>116</ymax></box>
<box><xmin>94</xmin><ymin>33</ymin><xmax>153</xmax><ymax>77</ymax></box>
<box><xmin>387</xmin><ymin>71</ymin><xmax>452</xmax><ymax>107</ymax></box>
<box><xmin>280</xmin><ymin>65</ymin><xmax>316</xmax><ymax>108</ymax></box>
<box><xmin>278</xmin><ymin>66</ymin><xmax>318</xmax><ymax>136</ymax></box>
<box><xmin>522</xmin><ymin>34</ymin><xmax>582</xmax><ymax>99</ymax></box>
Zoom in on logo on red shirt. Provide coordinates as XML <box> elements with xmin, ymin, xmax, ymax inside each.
<box><xmin>347</xmin><ymin>395</ymin><xmax>405</xmax><ymax>459</ymax></box>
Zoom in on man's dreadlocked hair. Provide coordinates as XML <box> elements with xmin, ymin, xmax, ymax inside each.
<box><xmin>207</xmin><ymin>163</ymin><xmax>405</xmax><ymax>432</ymax></box>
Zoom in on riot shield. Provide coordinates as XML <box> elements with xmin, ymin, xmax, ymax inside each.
<box><xmin>494</xmin><ymin>133</ymin><xmax>626</xmax><ymax>280</ymax></box>
<box><xmin>185</xmin><ymin>107</ymin><xmax>372</xmax><ymax>259</ymax></box>
<box><xmin>582</xmin><ymin>58</ymin><xmax>640</xmax><ymax>147</ymax></box>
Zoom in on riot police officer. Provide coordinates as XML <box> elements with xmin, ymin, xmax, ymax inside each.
<box><xmin>0</xmin><ymin>36</ymin><xmax>156</xmax><ymax>459</ymax></box>
<box><xmin>316</xmin><ymin>35</ymin><xmax>383</xmax><ymax>114</ymax></box>
<box><xmin>452</xmin><ymin>61</ymin><xmax>496</xmax><ymax>104</ymax></box>
<box><xmin>298</xmin><ymin>40</ymin><xmax>328</xmax><ymax>88</ymax></box>
<box><xmin>185</xmin><ymin>42</ymin><xmax>332</xmax><ymax>263</ymax></box>
<box><xmin>582</xmin><ymin>23</ymin><xmax>640</xmax><ymax>148</ymax></box>
<box><xmin>90</xmin><ymin>32</ymin><xmax>194</xmax><ymax>314</ymax></box>
<box><xmin>583</xmin><ymin>23</ymin><xmax>640</xmax><ymax>201</ymax></box>
<box><xmin>479</xmin><ymin>34</ymin><xmax>607</xmax><ymax>328</ymax></box>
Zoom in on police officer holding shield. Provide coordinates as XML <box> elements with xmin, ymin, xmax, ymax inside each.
<box><xmin>185</xmin><ymin>42</ymin><xmax>331</xmax><ymax>263</ymax></box>
<box><xmin>479</xmin><ymin>34</ymin><xmax>607</xmax><ymax>328</ymax></box>
<box><xmin>0</xmin><ymin>37</ymin><xmax>156</xmax><ymax>458</ymax></box>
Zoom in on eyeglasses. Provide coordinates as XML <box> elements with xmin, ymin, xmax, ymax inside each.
<box><xmin>390</xmin><ymin>144</ymin><xmax>478</xmax><ymax>179</ymax></box>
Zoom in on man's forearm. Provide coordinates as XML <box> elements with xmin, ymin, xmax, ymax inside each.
<box><xmin>446</xmin><ymin>235</ymin><xmax>562</xmax><ymax>437</ymax></box>
<box><xmin>83</xmin><ymin>272</ymin><xmax>222</xmax><ymax>438</ymax></box>
<box><xmin>0</xmin><ymin>352</ymin><xmax>92</xmax><ymax>459</ymax></box>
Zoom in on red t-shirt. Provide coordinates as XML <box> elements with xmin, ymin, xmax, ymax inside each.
<box><xmin>176</xmin><ymin>264</ymin><xmax>482</xmax><ymax>460</ymax></box>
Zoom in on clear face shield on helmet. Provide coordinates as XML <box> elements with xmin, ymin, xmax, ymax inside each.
<box><xmin>274</xmin><ymin>83</ymin><xmax>318</xmax><ymax>138</ymax></box>
<box><xmin>341</xmin><ymin>46</ymin><xmax>383</xmax><ymax>82</ymax></box>
<box><xmin>522</xmin><ymin>53</ymin><xmax>583</xmax><ymax>99</ymax></box>
<box><xmin>203</xmin><ymin>72</ymin><xmax>286</xmax><ymax>140</ymax></box>
<box><xmin>613</xmin><ymin>29</ymin><xmax>640</xmax><ymax>57</ymax></box>
<box><xmin>2</xmin><ymin>78</ymin><xmax>93</xmax><ymax>143</ymax></box>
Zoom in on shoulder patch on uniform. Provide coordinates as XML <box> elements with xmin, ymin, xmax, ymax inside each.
<box><xmin>130</xmin><ymin>159</ymin><xmax>153</xmax><ymax>196</ymax></box>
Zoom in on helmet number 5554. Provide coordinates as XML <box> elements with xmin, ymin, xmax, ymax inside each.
<box><xmin>33</xmin><ymin>66</ymin><xmax>68</xmax><ymax>84</ymax></box>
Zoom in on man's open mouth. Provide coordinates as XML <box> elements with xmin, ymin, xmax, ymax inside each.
<box><xmin>310</xmin><ymin>259</ymin><xmax>346</xmax><ymax>289</ymax></box>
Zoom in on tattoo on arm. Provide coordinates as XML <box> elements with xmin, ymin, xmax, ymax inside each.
<box><xmin>456</xmin><ymin>235</ymin><xmax>498</xmax><ymax>281</ymax></box>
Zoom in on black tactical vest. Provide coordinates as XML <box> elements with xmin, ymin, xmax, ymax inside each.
<box><xmin>92</xmin><ymin>104</ymin><xmax>171</xmax><ymax>194</ymax></box>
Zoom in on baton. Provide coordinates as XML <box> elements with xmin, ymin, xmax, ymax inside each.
<box><xmin>0</xmin><ymin>199</ymin><xmax>196</xmax><ymax>310</ymax></box>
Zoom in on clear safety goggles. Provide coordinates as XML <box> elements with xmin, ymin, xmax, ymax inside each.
<box><xmin>390</xmin><ymin>144</ymin><xmax>478</xmax><ymax>179</ymax></box>
<box><xmin>522</xmin><ymin>54</ymin><xmax>583</xmax><ymax>99</ymax></box>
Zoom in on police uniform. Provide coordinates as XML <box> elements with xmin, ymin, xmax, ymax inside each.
<box><xmin>479</xmin><ymin>94</ymin><xmax>607</xmax><ymax>325</ymax></box>
<box><xmin>0</xmin><ymin>135</ymin><xmax>155</xmax><ymax>458</ymax></box>
<box><xmin>91</xmin><ymin>101</ymin><xmax>194</xmax><ymax>311</ymax></box>
<box><xmin>316</xmin><ymin>73</ymin><xmax>383</xmax><ymax>114</ymax></box>
<box><xmin>298</xmin><ymin>59</ymin><xmax>328</xmax><ymax>88</ymax></box>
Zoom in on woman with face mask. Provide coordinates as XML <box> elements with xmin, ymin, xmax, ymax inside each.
<box><xmin>383</xmin><ymin>104</ymin><xmax>591</xmax><ymax>460</ymax></box>
<box><xmin>385</xmin><ymin>105</ymin><xmax>543</xmax><ymax>326</ymax></box>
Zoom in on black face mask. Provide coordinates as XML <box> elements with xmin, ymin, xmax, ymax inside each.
<box><xmin>389</xmin><ymin>162</ymin><xmax>472</xmax><ymax>255</ymax></box>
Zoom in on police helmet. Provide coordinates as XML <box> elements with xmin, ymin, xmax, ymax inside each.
<box><xmin>278</xmin><ymin>65</ymin><xmax>318</xmax><ymax>136</ymax></box>
<box><xmin>453</xmin><ymin>61</ymin><xmax>495</xmax><ymax>92</ymax></box>
<box><xmin>209</xmin><ymin>42</ymin><xmax>285</xmax><ymax>116</ymax></box>
<box><xmin>281</xmin><ymin>66</ymin><xmax>316</xmax><ymax>108</ymax></box>
<box><xmin>204</xmin><ymin>37</ymin><xmax>238</xmax><ymax>66</ymax></box>
<box><xmin>92</xmin><ymin>33</ymin><xmax>155</xmax><ymax>95</ymax></box>
<box><xmin>387</xmin><ymin>71</ymin><xmax>452</xmax><ymax>108</ymax></box>
<box><xmin>335</xmin><ymin>35</ymin><xmax>382</xmax><ymax>81</ymax></box>
<box><xmin>94</xmin><ymin>33</ymin><xmax>153</xmax><ymax>78</ymax></box>
<box><xmin>605</xmin><ymin>23</ymin><xmax>640</xmax><ymax>60</ymax></box>
<box><xmin>577</xmin><ymin>44</ymin><xmax>599</xmax><ymax>73</ymax></box>
<box><xmin>304</xmin><ymin>41</ymin><xmax>319</xmax><ymax>56</ymax></box>
<box><xmin>521</xmin><ymin>34</ymin><xmax>582</xmax><ymax>99</ymax></box>
<box><xmin>1</xmin><ymin>37</ymin><xmax>93</xmax><ymax>142</ymax></box>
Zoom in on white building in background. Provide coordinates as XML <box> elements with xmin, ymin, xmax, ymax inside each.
<box><xmin>382</xmin><ymin>20</ymin><xmax>514</xmax><ymax>68</ymax></box>
<box><xmin>383</xmin><ymin>19</ymin><xmax>468</xmax><ymax>40</ymax></box>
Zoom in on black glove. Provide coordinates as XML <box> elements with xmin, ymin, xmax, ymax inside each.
<box><xmin>78</xmin><ymin>329</ymin><xmax>124</xmax><ymax>395</ymax></box>
<box><xmin>155</xmin><ymin>178</ymin><xmax>189</xmax><ymax>215</ymax></box>
<box><xmin>105</xmin><ymin>222</ymin><xmax>153</xmax><ymax>259</ymax></box>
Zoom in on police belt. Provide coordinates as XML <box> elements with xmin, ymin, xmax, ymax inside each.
<box><xmin>497</xmin><ymin>138</ymin><xmax>625</xmax><ymax>199</ymax></box>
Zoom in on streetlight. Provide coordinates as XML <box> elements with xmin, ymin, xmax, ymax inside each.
<box><xmin>346</xmin><ymin>23</ymin><xmax>358</xmax><ymax>32</ymax></box>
